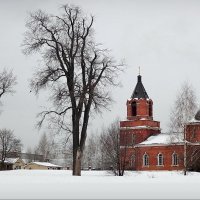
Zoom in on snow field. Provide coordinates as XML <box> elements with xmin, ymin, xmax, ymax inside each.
<box><xmin>0</xmin><ymin>170</ymin><xmax>199</xmax><ymax>199</ymax></box>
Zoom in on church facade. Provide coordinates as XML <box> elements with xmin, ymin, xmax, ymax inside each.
<box><xmin>120</xmin><ymin>75</ymin><xmax>200</xmax><ymax>171</ymax></box>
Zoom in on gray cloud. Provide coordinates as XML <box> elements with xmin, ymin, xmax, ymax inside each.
<box><xmin>0</xmin><ymin>0</ymin><xmax>200</xmax><ymax>150</ymax></box>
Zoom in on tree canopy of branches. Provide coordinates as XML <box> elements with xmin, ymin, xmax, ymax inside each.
<box><xmin>169</xmin><ymin>81</ymin><xmax>198</xmax><ymax>134</ymax></box>
<box><xmin>0</xmin><ymin>129</ymin><xmax>22</xmax><ymax>170</ymax></box>
<box><xmin>35</xmin><ymin>132</ymin><xmax>59</xmax><ymax>161</ymax></box>
<box><xmin>23</xmin><ymin>5</ymin><xmax>123</xmax><ymax>175</ymax></box>
<box><xmin>0</xmin><ymin>69</ymin><xmax>16</xmax><ymax>99</ymax></box>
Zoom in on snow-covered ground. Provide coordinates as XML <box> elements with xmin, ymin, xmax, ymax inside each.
<box><xmin>0</xmin><ymin>170</ymin><xmax>200</xmax><ymax>199</ymax></box>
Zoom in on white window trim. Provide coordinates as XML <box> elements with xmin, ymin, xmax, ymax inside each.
<box><xmin>143</xmin><ymin>153</ymin><xmax>149</xmax><ymax>167</ymax></box>
<box><xmin>157</xmin><ymin>153</ymin><xmax>164</xmax><ymax>166</ymax></box>
<box><xmin>172</xmin><ymin>152</ymin><xmax>179</xmax><ymax>166</ymax></box>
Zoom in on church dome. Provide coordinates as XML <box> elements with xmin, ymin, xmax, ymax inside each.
<box><xmin>194</xmin><ymin>110</ymin><xmax>200</xmax><ymax>121</ymax></box>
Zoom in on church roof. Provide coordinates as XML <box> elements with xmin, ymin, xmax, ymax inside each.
<box><xmin>135</xmin><ymin>133</ymin><xmax>184</xmax><ymax>147</ymax></box>
<box><xmin>131</xmin><ymin>75</ymin><xmax>149</xmax><ymax>99</ymax></box>
<box><xmin>31</xmin><ymin>162</ymin><xmax>63</xmax><ymax>168</ymax></box>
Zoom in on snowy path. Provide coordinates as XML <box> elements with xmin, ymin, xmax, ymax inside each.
<box><xmin>0</xmin><ymin>170</ymin><xmax>199</xmax><ymax>199</ymax></box>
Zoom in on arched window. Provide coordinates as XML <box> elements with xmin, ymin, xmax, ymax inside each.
<box><xmin>172</xmin><ymin>152</ymin><xmax>178</xmax><ymax>166</ymax></box>
<box><xmin>149</xmin><ymin>101</ymin><xmax>152</xmax><ymax>117</ymax></box>
<box><xmin>130</xmin><ymin>155</ymin><xmax>135</xmax><ymax>168</ymax></box>
<box><xmin>131</xmin><ymin>101</ymin><xmax>137</xmax><ymax>116</ymax></box>
<box><xmin>157</xmin><ymin>153</ymin><xmax>164</xmax><ymax>166</ymax></box>
<box><xmin>143</xmin><ymin>153</ymin><xmax>149</xmax><ymax>166</ymax></box>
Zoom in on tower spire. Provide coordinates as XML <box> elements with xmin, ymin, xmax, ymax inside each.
<box><xmin>131</xmin><ymin>72</ymin><xmax>149</xmax><ymax>99</ymax></box>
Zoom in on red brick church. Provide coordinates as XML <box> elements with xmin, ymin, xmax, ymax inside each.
<box><xmin>120</xmin><ymin>74</ymin><xmax>200</xmax><ymax>171</ymax></box>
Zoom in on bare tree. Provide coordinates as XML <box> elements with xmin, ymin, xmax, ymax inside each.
<box><xmin>23</xmin><ymin>5</ymin><xmax>123</xmax><ymax>175</ymax></box>
<box><xmin>0</xmin><ymin>129</ymin><xmax>22</xmax><ymax>170</ymax></box>
<box><xmin>82</xmin><ymin>133</ymin><xmax>101</xmax><ymax>170</ymax></box>
<box><xmin>25</xmin><ymin>147</ymin><xmax>34</xmax><ymax>163</ymax></box>
<box><xmin>99</xmin><ymin>119</ymin><xmax>127</xmax><ymax>176</ymax></box>
<box><xmin>169</xmin><ymin>81</ymin><xmax>198</xmax><ymax>135</ymax></box>
<box><xmin>169</xmin><ymin>82</ymin><xmax>199</xmax><ymax>175</ymax></box>
<box><xmin>0</xmin><ymin>69</ymin><xmax>16</xmax><ymax>99</ymax></box>
<box><xmin>36</xmin><ymin>133</ymin><xmax>51</xmax><ymax>161</ymax></box>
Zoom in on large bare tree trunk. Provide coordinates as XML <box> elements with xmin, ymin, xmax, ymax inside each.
<box><xmin>0</xmin><ymin>162</ymin><xmax>6</xmax><ymax>171</ymax></box>
<box><xmin>73</xmin><ymin>148</ymin><xmax>82</xmax><ymax>176</ymax></box>
<box><xmin>72</xmin><ymin>111</ymin><xmax>82</xmax><ymax>176</ymax></box>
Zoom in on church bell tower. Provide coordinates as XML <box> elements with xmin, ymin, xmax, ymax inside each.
<box><xmin>127</xmin><ymin>74</ymin><xmax>153</xmax><ymax>121</ymax></box>
<box><xmin>120</xmin><ymin>74</ymin><xmax>161</xmax><ymax>147</ymax></box>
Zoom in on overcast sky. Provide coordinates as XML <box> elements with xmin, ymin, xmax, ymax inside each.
<box><xmin>1</xmin><ymin>0</ymin><xmax>200</xmax><ymax>151</ymax></box>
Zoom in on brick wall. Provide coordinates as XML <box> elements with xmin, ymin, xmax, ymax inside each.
<box><xmin>134</xmin><ymin>145</ymin><xmax>184</xmax><ymax>170</ymax></box>
<box><xmin>186</xmin><ymin>124</ymin><xmax>200</xmax><ymax>143</ymax></box>
<box><xmin>127</xmin><ymin>99</ymin><xmax>153</xmax><ymax>120</ymax></box>
<box><xmin>120</xmin><ymin>129</ymin><xmax>159</xmax><ymax>146</ymax></box>
<box><xmin>120</xmin><ymin>119</ymin><xmax>160</xmax><ymax>128</ymax></box>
